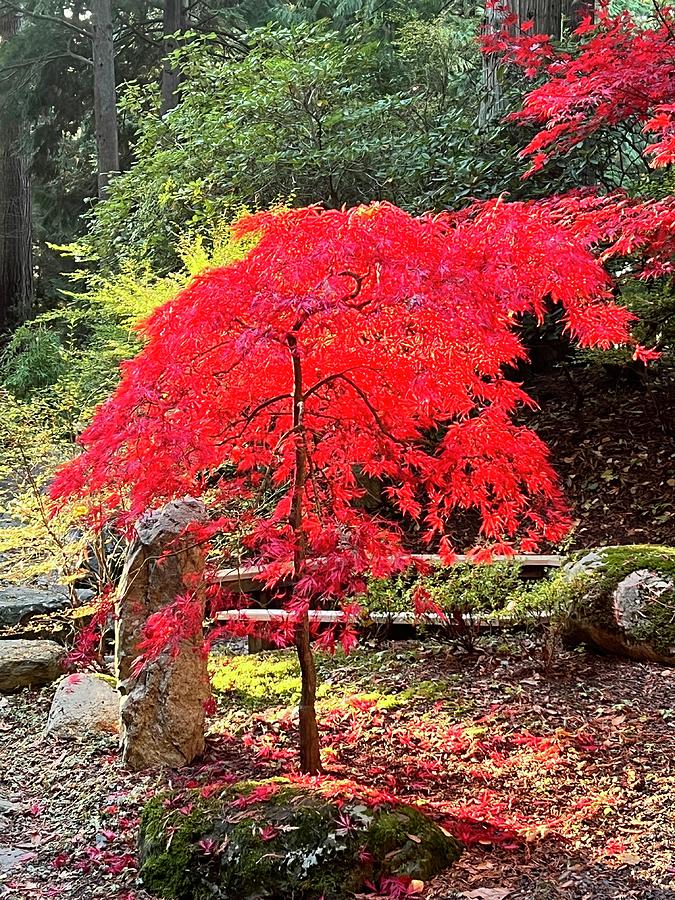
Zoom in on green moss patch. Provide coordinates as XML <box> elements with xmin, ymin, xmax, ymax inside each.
<box><xmin>210</xmin><ymin>652</ymin><xmax>307</xmax><ymax>709</ymax></box>
<box><xmin>138</xmin><ymin>778</ymin><xmax>461</xmax><ymax>899</ymax></box>
<box><xmin>210</xmin><ymin>648</ymin><xmax>465</xmax><ymax>715</ymax></box>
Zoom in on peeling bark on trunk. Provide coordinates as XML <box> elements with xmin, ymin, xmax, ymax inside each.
<box><xmin>0</xmin><ymin>11</ymin><xmax>33</xmax><ymax>330</ymax></box>
<box><xmin>91</xmin><ymin>0</ymin><xmax>119</xmax><ymax>198</ymax></box>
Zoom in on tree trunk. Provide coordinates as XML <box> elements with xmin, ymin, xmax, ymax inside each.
<box><xmin>296</xmin><ymin>612</ymin><xmax>321</xmax><ymax>773</ymax></box>
<box><xmin>288</xmin><ymin>331</ymin><xmax>322</xmax><ymax>775</ymax></box>
<box><xmin>479</xmin><ymin>2</ymin><xmax>506</xmax><ymax>127</ymax></box>
<box><xmin>161</xmin><ymin>0</ymin><xmax>186</xmax><ymax>114</ymax></box>
<box><xmin>0</xmin><ymin>12</ymin><xmax>33</xmax><ymax>330</ymax></box>
<box><xmin>508</xmin><ymin>0</ymin><xmax>585</xmax><ymax>37</ymax></box>
<box><xmin>91</xmin><ymin>0</ymin><xmax>119</xmax><ymax>198</ymax></box>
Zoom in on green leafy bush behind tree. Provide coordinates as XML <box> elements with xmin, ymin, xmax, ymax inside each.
<box><xmin>361</xmin><ymin>561</ymin><xmax>538</xmax><ymax>651</ymax></box>
<box><xmin>88</xmin><ymin>18</ymin><xmax>532</xmax><ymax>271</ymax></box>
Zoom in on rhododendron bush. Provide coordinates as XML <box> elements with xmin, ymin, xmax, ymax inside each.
<box><xmin>51</xmin><ymin>200</ymin><xmax>646</xmax><ymax>772</ymax></box>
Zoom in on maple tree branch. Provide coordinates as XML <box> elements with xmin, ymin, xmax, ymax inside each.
<box><xmin>213</xmin><ymin>393</ymin><xmax>292</xmax><ymax>450</ymax></box>
<box><xmin>341</xmin><ymin>377</ymin><xmax>403</xmax><ymax>445</ymax></box>
<box><xmin>337</xmin><ymin>269</ymin><xmax>373</xmax><ymax>309</ymax></box>
<box><xmin>302</xmin><ymin>367</ymin><xmax>367</xmax><ymax>402</ymax></box>
<box><xmin>651</xmin><ymin>0</ymin><xmax>675</xmax><ymax>38</ymax></box>
<box><xmin>243</xmin><ymin>393</ymin><xmax>291</xmax><ymax>426</ymax></box>
<box><xmin>338</xmin><ymin>270</ymin><xmax>365</xmax><ymax>300</ymax></box>
<box><xmin>310</xmin><ymin>371</ymin><xmax>404</xmax><ymax>446</ymax></box>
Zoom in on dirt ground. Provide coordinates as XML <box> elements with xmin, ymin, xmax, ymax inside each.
<box><xmin>522</xmin><ymin>365</ymin><xmax>675</xmax><ymax>551</ymax></box>
<box><xmin>1</xmin><ymin>639</ymin><xmax>674</xmax><ymax>900</ymax></box>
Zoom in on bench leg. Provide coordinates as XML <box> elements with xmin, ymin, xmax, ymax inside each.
<box><xmin>248</xmin><ymin>635</ymin><xmax>277</xmax><ymax>654</ymax></box>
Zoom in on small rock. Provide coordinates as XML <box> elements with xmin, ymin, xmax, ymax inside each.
<box><xmin>0</xmin><ymin>586</ymin><xmax>70</xmax><ymax>628</ymax></box>
<box><xmin>136</xmin><ymin>498</ymin><xmax>208</xmax><ymax>546</ymax></box>
<box><xmin>0</xmin><ymin>639</ymin><xmax>65</xmax><ymax>692</ymax></box>
<box><xmin>613</xmin><ymin>569</ymin><xmax>673</xmax><ymax>631</ymax></box>
<box><xmin>0</xmin><ymin>846</ymin><xmax>30</xmax><ymax>874</ymax></box>
<box><xmin>46</xmin><ymin>673</ymin><xmax>120</xmax><ymax>737</ymax></box>
<box><xmin>562</xmin><ymin>550</ymin><xmax>605</xmax><ymax>580</ymax></box>
<box><xmin>0</xmin><ymin>799</ymin><xmax>22</xmax><ymax>815</ymax></box>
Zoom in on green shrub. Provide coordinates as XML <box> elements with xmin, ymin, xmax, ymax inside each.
<box><xmin>361</xmin><ymin>560</ymin><xmax>536</xmax><ymax>651</ymax></box>
<box><xmin>0</xmin><ymin>230</ymin><xmax>250</xmax><ymax>583</ymax></box>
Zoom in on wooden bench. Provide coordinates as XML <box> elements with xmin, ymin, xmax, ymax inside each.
<box><xmin>215</xmin><ymin>554</ymin><xmax>561</xmax><ymax>589</ymax></box>
<box><xmin>213</xmin><ymin>554</ymin><xmax>561</xmax><ymax>651</ymax></box>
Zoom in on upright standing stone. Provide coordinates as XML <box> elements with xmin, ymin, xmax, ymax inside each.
<box><xmin>116</xmin><ymin>499</ymin><xmax>210</xmax><ymax>770</ymax></box>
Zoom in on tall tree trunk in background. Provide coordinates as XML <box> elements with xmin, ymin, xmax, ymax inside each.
<box><xmin>508</xmin><ymin>0</ymin><xmax>588</xmax><ymax>36</ymax></box>
<box><xmin>91</xmin><ymin>0</ymin><xmax>119</xmax><ymax>198</ymax></box>
<box><xmin>0</xmin><ymin>11</ymin><xmax>33</xmax><ymax>330</ymax></box>
<box><xmin>161</xmin><ymin>0</ymin><xmax>187</xmax><ymax>114</ymax></box>
<box><xmin>479</xmin><ymin>0</ymin><xmax>593</xmax><ymax>126</ymax></box>
<box><xmin>479</xmin><ymin>2</ymin><xmax>506</xmax><ymax>127</ymax></box>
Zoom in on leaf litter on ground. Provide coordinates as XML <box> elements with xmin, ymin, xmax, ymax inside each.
<box><xmin>0</xmin><ymin>639</ymin><xmax>673</xmax><ymax>899</ymax></box>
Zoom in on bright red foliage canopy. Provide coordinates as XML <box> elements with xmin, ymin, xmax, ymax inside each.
<box><xmin>481</xmin><ymin>4</ymin><xmax>675</xmax><ymax>173</ymax></box>
<box><xmin>53</xmin><ymin>202</ymin><xmax>640</xmax><ymax>623</ymax></box>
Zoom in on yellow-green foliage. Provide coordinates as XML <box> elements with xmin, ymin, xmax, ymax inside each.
<box><xmin>0</xmin><ymin>229</ymin><xmax>251</xmax><ymax>584</ymax></box>
<box><xmin>0</xmin><ymin>390</ymin><xmax>86</xmax><ymax>584</ymax></box>
<box><xmin>210</xmin><ymin>652</ymin><xmax>314</xmax><ymax>709</ymax></box>
<box><xmin>210</xmin><ymin>648</ymin><xmax>465</xmax><ymax>715</ymax></box>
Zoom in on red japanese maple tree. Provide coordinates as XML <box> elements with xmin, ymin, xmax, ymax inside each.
<box><xmin>481</xmin><ymin>3</ymin><xmax>675</xmax><ymax>173</ymax></box>
<box><xmin>52</xmin><ymin>201</ymin><xmax>643</xmax><ymax>773</ymax></box>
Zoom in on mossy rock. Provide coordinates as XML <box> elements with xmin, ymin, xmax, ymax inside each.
<box><xmin>138</xmin><ymin>778</ymin><xmax>461</xmax><ymax>899</ymax></box>
<box><xmin>560</xmin><ymin>545</ymin><xmax>675</xmax><ymax>663</ymax></box>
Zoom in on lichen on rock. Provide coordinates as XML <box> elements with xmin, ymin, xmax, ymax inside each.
<box><xmin>138</xmin><ymin>778</ymin><xmax>461</xmax><ymax>899</ymax></box>
<box><xmin>560</xmin><ymin>545</ymin><xmax>675</xmax><ymax>663</ymax></box>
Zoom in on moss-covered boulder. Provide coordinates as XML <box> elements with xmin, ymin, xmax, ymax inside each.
<box><xmin>138</xmin><ymin>778</ymin><xmax>461</xmax><ymax>899</ymax></box>
<box><xmin>560</xmin><ymin>545</ymin><xmax>675</xmax><ymax>663</ymax></box>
